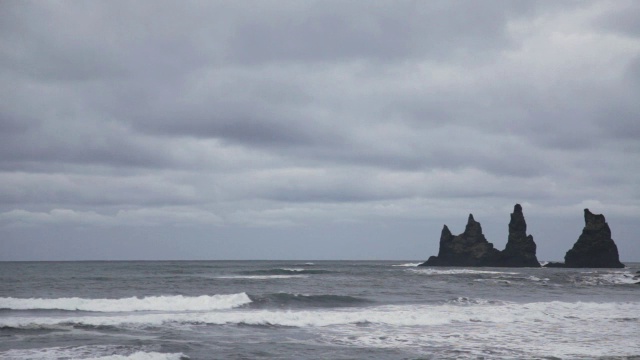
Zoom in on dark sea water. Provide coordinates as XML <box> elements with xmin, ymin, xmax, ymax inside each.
<box><xmin>1</xmin><ymin>261</ymin><xmax>639</xmax><ymax>360</ymax></box>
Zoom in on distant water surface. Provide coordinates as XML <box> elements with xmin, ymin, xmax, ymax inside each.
<box><xmin>1</xmin><ymin>261</ymin><xmax>639</xmax><ymax>359</ymax></box>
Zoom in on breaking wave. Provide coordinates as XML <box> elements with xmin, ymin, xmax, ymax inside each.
<box><xmin>572</xmin><ymin>271</ymin><xmax>640</xmax><ymax>286</ymax></box>
<box><xmin>3</xmin><ymin>301</ymin><xmax>638</xmax><ymax>329</ymax></box>
<box><xmin>407</xmin><ymin>268</ymin><xmax>519</xmax><ymax>275</ymax></box>
<box><xmin>0</xmin><ymin>293</ymin><xmax>252</xmax><ymax>312</ymax></box>
<box><xmin>392</xmin><ymin>262</ymin><xmax>422</xmax><ymax>267</ymax></box>
<box><xmin>248</xmin><ymin>293</ymin><xmax>371</xmax><ymax>309</ymax></box>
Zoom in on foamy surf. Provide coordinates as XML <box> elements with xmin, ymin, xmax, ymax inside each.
<box><xmin>392</xmin><ymin>262</ymin><xmax>421</xmax><ymax>267</ymax></box>
<box><xmin>446</xmin><ymin>297</ymin><xmax>502</xmax><ymax>305</ymax></box>
<box><xmin>573</xmin><ymin>271</ymin><xmax>640</xmax><ymax>286</ymax></box>
<box><xmin>0</xmin><ymin>346</ymin><xmax>187</xmax><ymax>360</ymax></box>
<box><xmin>4</xmin><ymin>261</ymin><xmax>639</xmax><ymax>359</ymax></box>
<box><xmin>3</xmin><ymin>300</ymin><xmax>638</xmax><ymax>329</ymax></box>
<box><xmin>248</xmin><ymin>293</ymin><xmax>371</xmax><ymax>308</ymax></box>
<box><xmin>0</xmin><ymin>293</ymin><xmax>252</xmax><ymax>312</ymax></box>
<box><xmin>321</xmin><ymin>301</ymin><xmax>640</xmax><ymax>359</ymax></box>
<box><xmin>3</xmin><ymin>300</ymin><xmax>639</xmax><ymax>359</ymax></box>
<box><xmin>407</xmin><ymin>268</ymin><xmax>519</xmax><ymax>275</ymax></box>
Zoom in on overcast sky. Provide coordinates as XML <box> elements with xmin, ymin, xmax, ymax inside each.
<box><xmin>1</xmin><ymin>1</ymin><xmax>639</xmax><ymax>261</ymax></box>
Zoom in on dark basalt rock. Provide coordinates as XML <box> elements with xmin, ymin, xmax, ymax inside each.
<box><xmin>563</xmin><ymin>209</ymin><xmax>625</xmax><ymax>268</ymax></box>
<box><xmin>420</xmin><ymin>204</ymin><xmax>541</xmax><ymax>267</ymax></box>
<box><xmin>500</xmin><ymin>204</ymin><xmax>541</xmax><ymax>267</ymax></box>
<box><xmin>420</xmin><ymin>214</ymin><xmax>502</xmax><ymax>267</ymax></box>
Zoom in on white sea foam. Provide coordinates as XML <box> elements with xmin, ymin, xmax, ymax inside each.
<box><xmin>0</xmin><ymin>293</ymin><xmax>251</xmax><ymax>312</ymax></box>
<box><xmin>4</xmin><ymin>300</ymin><xmax>639</xmax><ymax>329</ymax></box>
<box><xmin>0</xmin><ymin>346</ymin><xmax>186</xmax><ymax>360</ymax></box>
<box><xmin>3</xmin><ymin>300</ymin><xmax>640</xmax><ymax>358</ymax></box>
<box><xmin>526</xmin><ymin>275</ymin><xmax>549</xmax><ymax>282</ymax></box>
<box><xmin>574</xmin><ymin>271</ymin><xmax>639</xmax><ymax>285</ymax></box>
<box><xmin>392</xmin><ymin>262</ymin><xmax>421</xmax><ymax>267</ymax></box>
<box><xmin>447</xmin><ymin>297</ymin><xmax>500</xmax><ymax>306</ymax></box>
<box><xmin>320</xmin><ymin>301</ymin><xmax>640</xmax><ymax>359</ymax></box>
<box><xmin>407</xmin><ymin>268</ymin><xmax>519</xmax><ymax>275</ymax></box>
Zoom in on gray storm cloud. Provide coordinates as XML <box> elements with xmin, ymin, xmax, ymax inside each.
<box><xmin>1</xmin><ymin>1</ymin><xmax>639</xmax><ymax>260</ymax></box>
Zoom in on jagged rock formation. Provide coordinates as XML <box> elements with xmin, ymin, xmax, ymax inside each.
<box><xmin>501</xmin><ymin>204</ymin><xmax>540</xmax><ymax>267</ymax></box>
<box><xmin>420</xmin><ymin>204</ymin><xmax>541</xmax><ymax>267</ymax></box>
<box><xmin>563</xmin><ymin>209</ymin><xmax>625</xmax><ymax>268</ymax></box>
<box><xmin>420</xmin><ymin>214</ymin><xmax>502</xmax><ymax>267</ymax></box>
<box><xmin>421</xmin><ymin>206</ymin><xmax>626</xmax><ymax>268</ymax></box>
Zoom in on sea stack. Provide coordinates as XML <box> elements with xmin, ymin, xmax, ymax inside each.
<box><xmin>500</xmin><ymin>204</ymin><xmax>540</xmax><ymax>267</ymax></box>
<box><xmin>563</xmin><ymin>209</ymin><xmax>625</xmax><ymax>268</ymax></box>
<box><xmin>421</xmin><ymin>204</ymin><xmax>542</xmax><ymax>267</ymax></box>
<box><xmin>420</xmin><ymin>214</ymin><xmax>501</xmax><ymax>267</ymax></box>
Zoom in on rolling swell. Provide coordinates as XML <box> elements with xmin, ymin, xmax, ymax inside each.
<box><xmin>247</xmin><ymin>293</ymin><xmax>371</xmax><ymax>309</ymax></box>
<box><xmin>0</xmin><ymin>324</ymin><xmax>68</xmax><ymax>334</ymax></box>
<box><xmin>239</xmin><ymin>268</ymin><xmax>333</xmax><ymax>276</ymax></box>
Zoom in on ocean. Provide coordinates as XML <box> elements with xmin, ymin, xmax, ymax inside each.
<box><xmin>1</xmin><ymin>261</ymin><xmax>639</xmax><ymax>359</ymax></box>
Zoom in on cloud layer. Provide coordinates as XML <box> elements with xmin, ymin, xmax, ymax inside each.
<box><xmin>1</xmin><ymin>1</ymin><xmax>639</xmax><ymax>260</ymax></box>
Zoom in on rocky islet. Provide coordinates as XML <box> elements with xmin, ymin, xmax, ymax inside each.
<box><xmin>421</xmin><ymin>205</ymin><xmax>625</xmax><ymax>268</ymax></box>
<box><xmin>547</xmin><ymin>209</ymin><xmax>625</xmax><ymax>268</ymax></box>
<box><xmin>421</xmin><ymin>214</ymin><xmax>502</xmax><ymax>267</ymax></box>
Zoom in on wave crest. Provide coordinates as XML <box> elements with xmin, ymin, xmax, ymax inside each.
<box><xmin>248</xmin><ymin>293</ymin><xmax>371</xmax><ymax>309</ymax></box>
<box><xmin>0</xmin><ymin>293</ymin><xmax>251</xmax><ymax>312</ymax></box>
<box><xmin>392</xmin><ymin>263</ymin><xmax>421</xmax><ymax>267</ymax></box>
<box><xmin>5</xmin><ymin>301</ymin><xmax>638</xmax><ymax>330</ymax></box>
